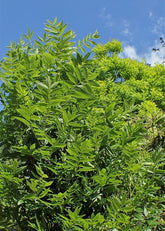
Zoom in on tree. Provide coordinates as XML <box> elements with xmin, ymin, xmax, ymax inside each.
<box><xmin>0</xmin><ymin>18</ymin><xmax>164</xmax><ymax>230</ymax></box>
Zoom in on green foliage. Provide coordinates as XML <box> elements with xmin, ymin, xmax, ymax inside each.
<box><xmin>92</xmin><ymin>39</ymin><xmax>123</xmax><ymax>58</ymax></box>
<box><xmin>0</xmin><ymin>18</ymin><xmax>165</xmax><ymax>230</ymax></box>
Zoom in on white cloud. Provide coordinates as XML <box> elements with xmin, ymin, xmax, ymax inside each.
<box><xmin>122</xmin><ymin>19</ymin><xmax>131</xmax><ymax>36</ymax></box>
<box><xmin>123</xmin><ymin>41</ymin><xmax>165</xmax><ymax>66</ymax></box>
<box><xmin>152</xmin><ymin>17</ymin><xmax>165</xmax><ymax>35</ymax></box>
<box><xmin>122</xmin><ymin>27</ymin><xmax>130</xmax><ymax>35</ymax></box>
<box><xmin>149</xmin><ymin>11</ymin><xmax>153</xmax><ymax>18</ymax></box>
<box><xmin>149</xmin><ymin>14</ymin><xmax>165</xmax><ymax>36</ymax></box>
<box><xmin>99</xmin><ymin>7</ymin><xmax>113</xmax><ymax>27</ymax></box>
<box><xmin>144</xmin><ymin>41</ymin><xmax>165</xmax><ymax>66</ymax></box>
<box><xmin>123</xmin><ymin>46</ymin><xmax>140</xmax><ymax>60</ymax></box>
<box><xmin>144</xmin><ymin>49</ymin><xmax>163</xmax><ymax>66</ymax></box>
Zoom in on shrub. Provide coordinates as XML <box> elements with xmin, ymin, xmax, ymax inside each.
<box><xmin>0</xmin><ymin>18</ymin><xmax>164</xmax><ymax>230</ymax></box>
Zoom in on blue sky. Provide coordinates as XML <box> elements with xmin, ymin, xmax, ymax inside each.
<box><xmin>0</xmin><ymin>0</ymin><xmax>165</xmax><ymax>65</ymax></box>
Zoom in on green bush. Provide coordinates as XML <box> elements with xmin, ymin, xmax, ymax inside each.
<box><xmin>0</xmin><ymin>18</ymin><xmax>164</xmax><ymax>230</ymax></box>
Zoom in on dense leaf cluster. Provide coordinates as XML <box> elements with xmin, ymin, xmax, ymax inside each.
<box><xmin>0</xmin><ymin>18</ymin><xmax>165</xmax><ymax>230</ymax></box>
